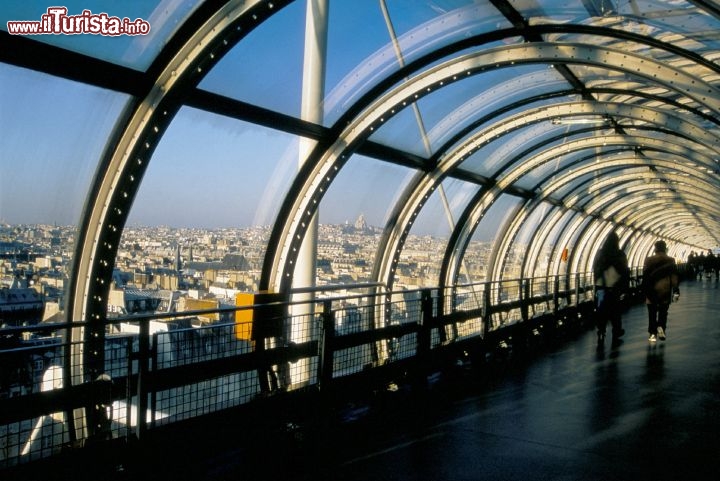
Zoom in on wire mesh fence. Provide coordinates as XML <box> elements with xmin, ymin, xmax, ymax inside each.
<box><xmin>0</xmin><ymin>273</ymin><xmax>603</xmax><ymax>469</ymax></box>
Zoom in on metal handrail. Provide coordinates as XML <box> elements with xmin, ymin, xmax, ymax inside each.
<box><xmin>0</xmin><ymin>272</ymin><xmax>630</xmax><ymax>469</ymax></box>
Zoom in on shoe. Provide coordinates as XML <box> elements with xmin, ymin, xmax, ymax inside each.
<box><xmin>649</xmin><ymin>334</ymin><xmax>657</xmax><ymax>342</ymax></box>
<box><xmin>657</xmin><ymin>327</ymin><xmax>666</xmax><ymax>341</ymax></box>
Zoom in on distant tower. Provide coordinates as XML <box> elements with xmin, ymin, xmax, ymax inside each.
<box><xmin>354</xmin><ymin>213</ymin><xmax>368</xmax><ymax>232</ymax></box>
<box><xmin>175</xmin><ymin>244</ymin><xmax>182</xmax><ymax>272</ymax></box>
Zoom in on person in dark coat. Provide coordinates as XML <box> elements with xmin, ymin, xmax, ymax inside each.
<box><xmin>642</xmin><ymin>240</ymin><xmax>680</xmax><ymax>342</ymax></box>
<box><xmin>593</xmin><ymin>232</ymin><xmax>630</xmax><ymax>344</ymax></box>
<box><xmin>706</xmin><ymin>250</ymin><xmax>719</xmax><ymax>281</ymax></box>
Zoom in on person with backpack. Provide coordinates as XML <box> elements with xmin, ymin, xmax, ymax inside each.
<box><xmin>593</xmin><ymin>232</ymin><xmax>630</xmax><ymax>345</ymax></box>
<box><xmin>642</xmin><ymin>240</ymin><xmax>680</xmax><ymax>342</ymax></box>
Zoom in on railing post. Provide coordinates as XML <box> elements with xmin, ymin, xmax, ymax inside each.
<box><xmin>415</xmin><ymin>289</ymin><xmax>433</xmax><ymax>388</ymax></box>
<box><xmin>553</xmin><ymin>275</ymin><xmax>560</xmax><ymax>313</ymax></box>
<box><xmin>483</xmin><ymin>282</ymin><xmax>492</xmax><ymax>338</ymax></box>
<box><xmin>438</xmin><ymin>285</ymin><xmax>448</xmax><ymax>344</ymax></box>
<box><xmin>574</xmin><ymin>273</ymin><xmax>581</xmax><ymax>307</ymax></box>
<box><xmin>136</xmin><ymin>317</ymin><xmax>150</xmax><ymax>440</ymax></box>
<box><xmin>521</xmin><ymin>278</ymin><xmax>530</xmax><ymax>322</ymax></box>
<box><xmin>317</xmin><ymin>299</ymin><xmax>335</xmax><ymax>393</ymax></box>
<box><xmin>150</xmin><ymin>333</ymin><xmax>158</xmax><ymax>430</ymax></box>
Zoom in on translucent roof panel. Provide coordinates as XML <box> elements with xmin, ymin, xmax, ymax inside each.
<box><xmin>511</xmin><ymin>142</ymin><xmax>633</xmax><ymax>191</ymax></box>
<box><xmin>542</xmin><ymin>33</ymin><xmax>720</xmax><ymax>83</ymax></box>
<box><xmin>0</xmin><ymin>63</ymin><xmax>129</xmax><ymax>225</ymax></box>
<box><xmin>199</xmin><ymin>1</ymin><xmax>513</xmax><ymax>126</ymax></box>
<box><xmin>427</xmin><ymin>67</ymin><xmax>572</xmax><ymax>153</ymax></box>
<box><xmin>198</xmin><ymin>1</ymin><xmax>306</xmax><ymax>118</ymax></box>
<box><xmin>0</xmin><ymin>1</ymin><xmax>202</xmax><ymax>71</ymax></box>
<box><xmin>323</xmin><ymin>0</ymin><xmax>511</xmax><ymax>126</ymax></box>
<box><xmin>510</xmin><ymin>0</ymin><xmax>595</xmax><ymax>19</ymax></box>
<box><xmin>439</xmin><ymin>178</ymin><xmax>483</xmax><ymax>223</ymax></box>
<box><xmin>511</xmin><ymin>130</ymin><xmax>623</xmax><ymax>190</ymax></box>
<box><xmin>471</xmin><ymin>194</ymin><xmax>523</xmax><ymax>245</ymax></box>
<box><xmin>546</xmin><ymin>168</ymin><xmax>608</xmax><ymax>202</ymax></box>
<box><xmin>568</xmin><ymin>65</ymin><xmax>714</xmax><ymax>114</ymax></box>
<box><xmin>369</xmin><ymin>63</ymin><xmax>566</xmax><ymax>157</ymax></box>
<box><xmin>516</xmin><ymin>0</ymin><xmax>720</xmax><ymax>44</ymax></box>
<box><xmin>457</xmin><ymin>115</ymin><xmax>588</xmax><ymax>177</ymax></box>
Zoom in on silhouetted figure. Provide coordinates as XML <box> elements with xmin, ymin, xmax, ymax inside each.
<box><xmin>706</xmin><ymin>250</ymin><xmax>718</xmax><ymax>281</ymax></box>
<box><xmin>687</xmin><ymin>251</ymin><xmax>697</xmax><ymax>280</ymax></box>
<box><xmin>697</xmin><ymin>251</ymin><xmax>707</xmax><ymax>280</ymax></box>
<box><xmin>642</xmin><ymin>240</ymin><xmax>679</xmax><ymax>342</ymax></box>
<box><xmin>593</xmin><ymin>232</ymin><xmax>630</xmax><ymax>345</ymax></box>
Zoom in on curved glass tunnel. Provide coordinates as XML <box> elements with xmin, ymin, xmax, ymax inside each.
<box><xmin>1</xmin><ymin>0</ymin><xmax>719</xmax><ymax>469</ymax></box>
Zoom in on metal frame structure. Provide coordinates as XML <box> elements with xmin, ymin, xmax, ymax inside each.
<box><xmin>2</xmin><ymin>0</ymin><xmax>719</xmax><ymax>445</ymax></box>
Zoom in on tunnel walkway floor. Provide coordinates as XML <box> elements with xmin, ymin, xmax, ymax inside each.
<box><xmin>197</xmin><ymin>278</ymin><xmax>720</xmax><ymax>481</ymax></box>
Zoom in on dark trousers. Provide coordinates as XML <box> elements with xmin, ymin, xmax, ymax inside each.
<box><xmin>647</xmin><ymin>303</ymin><xmax>670</xmax><ymax>334</ymax></box>
<box><xmin>596</xmin><ymin>288</ymin><xmax>623</xmax><ymax>336</ymax></box>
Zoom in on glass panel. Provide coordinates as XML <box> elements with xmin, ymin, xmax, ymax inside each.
<box><xmin>542</xmin><ymin>32</ymin><xmax>718</xmax><ymax>82</ymax></box>
<box><xmin>438</xmin><ymin>178</ymin><xmax>482</xmax><ymax>223</ymax></box>
<box><xmin>514</xmin><ymin>0</ymin><xmax>717</xmax><ymax>33</ymax></box>
<box><xmin>199</xmin><ymin>1</ymin><xmax>305</xmax><ymax>118</ymax></box>
<box><xmin>463</xmin><ymin>194</ymin><xmax>523</xmax><ymax>282</ymax></box>
<box><xmin>396</xmin><ymin>185</ymin><xmax>459</xmax><ymax>288</ymax></box>
<box><xmin>0</xmin><ymin>1</ymin><xmax>202</xmax><ymax>71</ymax></box>
<box><xmin>317</xmin><ymin>155</ymin><xmax>415</xmax><ymax>286</ymax></box>
<box><xmin>509</xmin><ymin>0</ymin><xmax>592</xmax><ymax>20</ymax></box>
<box><xmin>550</xmin><ymin>170</ymin><xmax>598</xmax><ymax>201</ymax></box>
<box><xmin>429</xmin><ymin>66</ymin><xmax>570</xmax><ymax>153</ymax></box>
<box><xmin>503</xmin><ymin>202</ymin><xmax>547</xmax><ymax>278</ymax></box>
<box><xmin>0</xmin><ymin>64</ymin><xmax>129</xmax><ymax>320</ymax></box>
<box><xmin>512</xmin><ymin>130</ymin><xmax>618</xmax><ymax>190</ymax></box>
<box><xmin>370</xmin><ymin>63</ymin><xmax>563</xmax><ymax>157</ymax></box>
<box><xmin>569</xmin><ymin>64</ymin><xmax>712</xmax><ymax>113</ymax></box>
<box><xmin>201</xmin><ymin>1</ymin><xmax>513</xmax><ymax>125</ymax></box>
<box><xmin>538</xmin><ymin>208</ymin><xmax>576</xmax><ymax>274</ymax></box>
<box><xmin>458</xmin><ymin>114</ymin><xmax>585</xmax><ymax>177</ymax></box>
<box><xmin>120</xmin><ymin>106</ymin><xmax>305</xmax><ymax>295</ymax></box>
<box><xmin>325</xmin><ymin>1</ymin><xmax>512</xmax><ymax>126</ymax></box>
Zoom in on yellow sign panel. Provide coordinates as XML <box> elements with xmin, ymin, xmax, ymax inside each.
<box><xmin>234</xmin><ymin>293</ymin><xmax>255</xmax><ymax>341</ymax></box>
<box><xmin>234</xmin><ymin>291</ymin><xmax>285</xmax><ymax>341</ymax></box>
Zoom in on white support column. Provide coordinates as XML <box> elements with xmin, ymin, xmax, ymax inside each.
<box><xmin>290</xmin><ymin>0</ymin><xmax>328</xmax><ymax>387</ymax></box>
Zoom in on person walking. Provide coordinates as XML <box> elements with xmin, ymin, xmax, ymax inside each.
<box><xmin>593</xmin><ymin>232</ymin><xmax>630</xmax><ymax>345</ymax></box>
<box><xmin>706</xmin><ymin>249</ymin><xmax>719</xmax><ymax>281</ymax></box>
<box><xmin>642</xmin><ymin>240</ymin><xmax>680</xmax><ymax>342</ymax></box>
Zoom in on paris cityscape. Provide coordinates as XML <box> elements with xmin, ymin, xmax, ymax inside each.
<box><xmin>0</xmin><ymin>215</ymin><xmax>538</xmax><ymax>421</ymax></box>
<box><xmin>0</xmin><ymin>216</ymin><xmax>505</xmax><ymax>327</ymax></box>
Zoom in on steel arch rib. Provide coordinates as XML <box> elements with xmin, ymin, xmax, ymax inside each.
<box><xmin>437</xmin><ymin>98</ymin><xmax>719</xmax><ymax>286</ymax></box>
<box><xmin>488</xmin><ymin>151</ymin><xmax>719</xmax><ymax>283</ymax></box>
<box><xmin>371</xmin><ymin>44</ymin><xmax>720</xmax><ymax>293</ymax></box>
<box><xmin>441</xmin><ymin>138</ymin><xmax>718</xmax><ymax>288</ymax></box>
<box><xmin>67</xmin><ymin>0</ymin><xmax>292</xmax><ymax>441</ymax></box>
